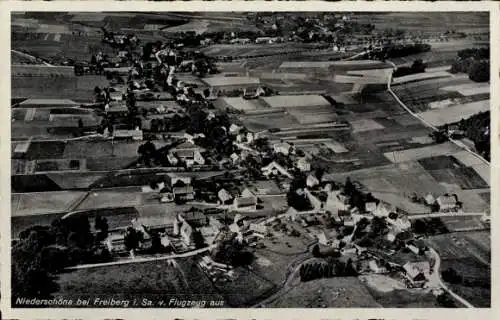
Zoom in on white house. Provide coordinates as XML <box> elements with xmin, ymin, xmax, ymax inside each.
<box><xmin>167</xmin><ymin>153</ymin><xmax>179</xmax><ymax>166</ymax></box>
<box><xmin>306</xmin><ymin>174</ymin><xmax>320</xmax><ymax>188</ymax></box>
<box><xmin>234</xmin><ymin>188</ymin><xmax>258</xmax><ymax>210</ymax></box>
<box><xmin>229</xmin><ymin>124</ymin><xmax>242</xmax><ymax>135</ymax></box>
<box><xmin>297</xmin><ymin>157</ymin><xmax>311</xmax><ymax>172</ymax></box>
<box><xmin>436</xmin><ymin>195</ymin><xmax>457</xmax><ymax>212</ymax></box>
<box><xmin>230</xmin><ymin>152</ymin><xmax>240</xmax><ymax>164</ymax></box>
<box><xmin>273</xmin><ymin>142</ymin><xmax>292</xmax><ymax>155</ymax></box>
<box><xmin>218</xmin><ymin>188</ymin><xmax>233</xmax><ymax>205</ymax></box>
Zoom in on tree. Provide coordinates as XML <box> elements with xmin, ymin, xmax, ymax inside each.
<box><xmin>468</xmin><ymin>60</ymin><xmax>489</xmax><ymax>83</ymax></box>
<box><xmin>192</xmin><ymin>230</ymin><xmax>206</xmax><ymax>249</ymax></box>
<box><xmin>12</xmin><ymin>231</ymin><xmax>60</xmax><ymax>302</ymax></box>
<box><xmin>124</xmin><ymin>227</ymin><xmax>143</xmax><ymax>252</ymax></box>
<box><xmin>311</xmin><ymin>244</ymin><xmax>321</xmax><ymax>257</ymax></box>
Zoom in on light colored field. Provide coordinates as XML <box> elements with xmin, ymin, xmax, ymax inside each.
<box><xmin>202</xmin><ymin>76</ymin><xmax>260</xmax><ymax>87</ymax></box>
<box><xmin>287</xmin><ymin>109</ymin><xmax>338</xmax><ymax>125</ymax></box>
<box><xmin>279</xmin><ymin>61</ymin><xmax>341</xmax><ymax>69</ymax></box>
<box><xmin>221</xmin><ymin>97</ymin><xmax>262</xmax><ymax>111</ymax></box>
<box><xmin>392</xmin><ymin>71</ymin><xmax>452</xmax><ymax>85</ymax></box>
<box><xmin>261</xmin><ymin>95</ymin><xmax>331</xmax><ymax>108</ymax></box>
<box><xmin>452</xmin><ymin>150</ymin><xmax>487</xmax><ymax>167</ymax></box>
<box><xmin>35</xmin><ymin>24</ymin><xmax>71</xmax><ymax>34</ymax></box>
<box><xmin>359</xmin><ymin>275</ymin><xmax>406</xmax><ymax>293</ymax></box>
<box><xmin>471</xmin><ymin>164</ymin><xmax>490</xmax><ymax>187</ymax></box>
<box><xmin>163</xmin><ymin>20</ymin><xmax>210</xmax><ymax>34</ymax></box>
<box><xmin>371</xmin><ymin>192</ymin><xmax>430</xmax><ymax>214</ymax></box>
<box><xmin>347</xmin><ymin>68</ymin><xmax>393</xmax><ymax>77</ymax></box>
<box><xmin>440</xmin><ymin>82</ymin><xmax>488</xmax><ymax>93</ymax></box>
<box><xmin>323</xmin><ymin>140</ymin><xmax>349</xmax><ymax>153</ymax></box>
<box><xmin>384</xmin><ymin>142</ymin><xmax>461</xmax><ymax>163</ymax></box>
<box><xmin>267</xmin><ymin>277</ymin><xmax>381</xmax><ymax>308</ymax></box>
<box><xmin>463</xmin><ymin>231</ymin><xmax>490</xmax><ymax>254</ymax></box>
<box><xmin>440</xmin><ymin>216</ymin><xmax>487</xmax><ymax>233</ymax></box>
<box><xmin>418</xmin><ymin>100</ymin><xmax>490</xmax><ymax>127</ymax></box>
<box><xmin>13</xmin><ymin>191</ymin><xmax>87</xmax><ymax>216</ymax></box>
<box><xmin>350</xmin><ymin>119</ymin><xmax>385</xmax><ymax>133</ymax></box>
<box><xmin>70</xmin><ymin>13</ymin><xmax>107</xmax><ymax>22</ymax></box>
<box><xmin>327</xmin><ymin>161</ymin><xmax>447</xmax><ymax>198</ymax></box>
<box><xmin>76</xmin><ymin>188</ymin><xmax>146</xmax><ymax>210</ymax></box>
<box><xmin>458</xmin><ymin>87</ymin><xmax>490</xmax><ymax>96</ymax></box>
<box><xmin>259</xmin><ymin>72</ymin><xmax>308</xmax><ymax>80</ymax></box>
<box><xmin>425</xmin><ymin>65</ymin><xmax>451</xmax><ymax>73</ymax></box>
<box><xmin>19</xmin><ymin>98</ymin><xmax>78</xmax><ymax>107</ymax></box>
<box><xmin>334</xmin><ymin>74</ymin><xmax>387</xmax><ymax>85</ymax></box>
<box><xmin>453</xmin><ymin>190</ymin><xmax>489</xmax><ymax>213</ymax></box>
<box><xmin>329</xmin><ymin>94</ymin><xmax>358</xmax><ymax>105</ymax></box>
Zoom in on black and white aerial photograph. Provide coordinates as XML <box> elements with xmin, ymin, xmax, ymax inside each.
<box><xmin>9</xmin><ymin>11</ymin><xmax>491</xmax><ymax>310</ymax></box>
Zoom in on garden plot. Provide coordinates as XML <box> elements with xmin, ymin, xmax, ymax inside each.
<box><xmin>417</xmin><ymin>100</ymin><xmax>490</xmax><ymax>127</ymax></box>
<box><xmin>350</xmin><ymin>119</ymin><xmax>385</xmax><ymax>133</ymax></box>
<box><xmin>384</xmin><ymin>142</ymin><xmax>460</xmax><ymax>163</ymax></box>
<box><xmin>371</xmin><ymin>192</ymin><xmax>430</xmax><ymax>214</ymax></box>
<box><xmin>12</xmin><ymin>191</ymin><xmax>86</xmax><ymax>216</ymax></box>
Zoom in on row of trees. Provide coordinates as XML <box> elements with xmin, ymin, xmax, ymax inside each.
<box><xmin>12</xmin><ymin>215</ymin><xmax>112</xmax><ymax>300</ymax></box>
<box><xmin>450</xmin><ymin>48</ymin><xmax>490</xmax><ymax>83</ymax></box>
<box><xmin>371</xmin><ymin>43</ymin><xmax>431</xmax><ymax>60</ymax></box>
<box><xmin>299</xmin><ymin>258</ymin><xmax>358</xmax><ymax>282</ymax></box>
<box><xmin>393</xmin><ymin>59</ymin><xmax>427</xmax><ymax>78</ymax></box>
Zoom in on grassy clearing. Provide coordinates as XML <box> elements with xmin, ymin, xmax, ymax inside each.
<box><xmin>56</xmin><ymin>257</ymin><xmax>223</xmax><ymax>303</ymax></box>
<box><xmin>267</xmin><ymin>277</ymin><xmax>381</xmax><ymax>308</ymax></box>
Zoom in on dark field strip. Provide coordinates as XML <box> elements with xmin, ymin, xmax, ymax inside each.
<box><xmin>419</xmin><ymin>155</ymin><xmax>463</xmax><ymax>171</ymax></box>
<box><xmin>426</xmin><ymin>167</ymin><xmax>489</xmax><ymax>190</ymax></box>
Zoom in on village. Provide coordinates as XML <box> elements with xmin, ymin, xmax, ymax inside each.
<box><xmin>11</xmin><ymin>12</ymin><xmax>490</xmax><ymax>308</ymax></box>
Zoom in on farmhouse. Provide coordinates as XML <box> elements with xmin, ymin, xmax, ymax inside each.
<box><xmin>436</xmin><ymin>195</ymin><xmax>458</xmax><ymax>212</ymax></box>
<box><xmin>296</xmin><ymin>157</ymin><xmax>311</xmax><ymax>172</ymax></box>
<box><xmin>306</xmin><ymin>174</ymin><xmax>320</xmax><ymax>188</ymax></box>
<box><xmin>169</xmin><ymin>141</ymin><xmax>206</xmax><ymax>167</ymax></box>
<box><xmin>273</xmin><ymin>142</ymin><xmax>292</xmax><ymax>155</ymax></box>
<box><xmin>234</xmin><ymin>188</ymin><xmax>258</xmax><ymax>210</ymax></box>
<box><xmin>262</xmin><ymin>161</ymin><xmax>294</xmax><ymax>179</ymax></box>
<box><xmin>403</xmin><ymin>261</ymin><xmax>431</xmax><ymax>286</ymax></box>
<box><xmin>173</xmin><ymin>186</ymin><xmax>195</xmax><ymax>201</ymax></box>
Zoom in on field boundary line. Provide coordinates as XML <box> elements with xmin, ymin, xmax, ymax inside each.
<box><xmin>386</xmin><ymin>60</ymin><xmax>489</xmax><ymax>166</ymax></box>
